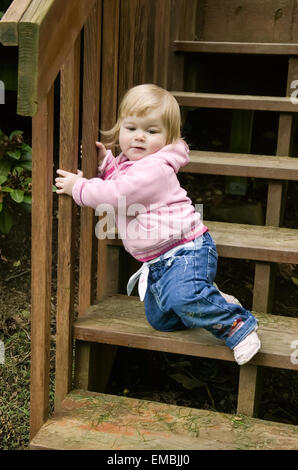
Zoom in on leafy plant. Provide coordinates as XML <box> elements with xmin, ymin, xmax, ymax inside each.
<box><xmin>0</xmin><ymin>129</ymin><xmax>32</xmax><ymax>234</ymax></box>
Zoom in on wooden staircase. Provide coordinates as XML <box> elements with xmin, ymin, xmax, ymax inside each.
<box><xmin>33</xmin><ymin>38</ymin><xmax>298</xmax><ymax>451</ymax></box>
<box><xmin>2</xmin><ymin>0</ymin><xmax>298</xmax><ymax>450</ymax></box>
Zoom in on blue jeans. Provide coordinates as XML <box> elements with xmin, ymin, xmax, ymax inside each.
<box><xmin>144</xmin><ymin>232</ymin><xmax>257</xmax><ymax>350</ymax></box>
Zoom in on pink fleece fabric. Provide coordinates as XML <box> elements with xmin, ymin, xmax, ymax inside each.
<box><xmin>72</xmin><ymin>140</ymin><xmax>207</xmax><ymax>261</ymax></box>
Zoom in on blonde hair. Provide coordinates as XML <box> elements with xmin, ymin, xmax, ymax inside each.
<box><xmin>101</xmin><ymin>84</ymin><xmax>181</xmax><ymax>148</ymax></box>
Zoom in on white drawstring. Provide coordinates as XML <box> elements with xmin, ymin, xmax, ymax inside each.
<box><xmin>127</xmin><ymin>240</ymin><xmax>195</xmax><ymax>301</ymax></box>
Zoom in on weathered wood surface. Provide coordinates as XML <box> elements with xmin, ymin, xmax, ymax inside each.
<box><xmin>30</xmin><ymin>87</ymin><xmax>54</xmax><ymax>440</ymax></box>
<box><xmin>172</xmin><ymin>91</ymin><xmax>298</xmax><ymax>112</ymax></box>
<box><xmin>73</xmin><ymin>295</ymin><xmax>298</xmax><ymax>371</ymax></box>
<box><xmin>105</xmin><ymin>221</ymin><xmax>298</xmax><ymax>265</ymax></box>
<box><xmin>74</xmin><ymin>0</ymin><xmax>104</xmax><ymax>394</ymax></box>
<box><xmin>30</xmin><ymin>389</ymin><xmax>298</xmax><ymax>450</ymax></box>
<box><xmin>195</xmin><ymin>0</ymin><xmax>298</xmax><ymax>43</ymax></box>
<box><xmin>181</xmin><ymin>151</ymin><xmax>298</xmax><ymax>180</ymax></box>
<box><xmin>78</xmin><ymin>0</ymin><xmax>102</xmax><ymax>316</ymax></box>
<box><xmin>17</xmin><ymin>0</ymin><xmax>96</xmax><ymax>116</ymax></box>
<box><xmin>97</xmin><ymin>0</ymin><xmax>120</xmax><ymax>300</ymax></box>
<box><xmin>173</xmin><ymin>40</ymin><xmax>298</xmax><ymax>55</ymax></box>
<box><xmin>55</xmin><ymin>37</ymin><xmax>81</xmax><ymax>411</ymax></box>
<box><xmin>0</xmin><ymin>0</ymin><xmax>32</xmax><ymax>45</ymax></box>
<box><xmin>253</xmin><ymin>58</ymin><xmax>297</xmax><ymax>312</ymax></box>
<box><xmin>237</xmin><ymin>364</ymin><xmax>263</xmax><ymax>417</ymax></box>
<box><xmin>207</xmin><ymin>221</ymin><xmax>298</xmax><ymax>264</ymax></box>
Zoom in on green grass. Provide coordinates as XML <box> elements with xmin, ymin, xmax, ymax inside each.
<box><xmin>0</xmin><ymin>306</ymin><xmax>56</xmax><ymax>449</ymax></box>
<box><xmin>0</xmin><ymin>326</ymin><xmax>31</xmax><ymax>449</ymax></box>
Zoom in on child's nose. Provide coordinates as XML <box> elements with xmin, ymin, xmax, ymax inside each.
<box><xmin>135</xmin><ymin>130</ymin><xmax>145</xmax><ymax>140</ymax></box>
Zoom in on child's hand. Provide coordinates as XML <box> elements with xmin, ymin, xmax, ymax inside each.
<box><xmin>55</xmin><ymin>169</ymin><xmax>83</xmax><ymax>196</ymax></box>
<box><xmin>96</xmin><ymin>141</ymin><xmax>107</xmax><ymax>165</ymax></box>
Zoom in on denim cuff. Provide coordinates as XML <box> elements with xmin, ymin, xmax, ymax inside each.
<box><xmin>225</xmin><ymin>313</ymin><xmax>258</xmax><ymax>350</ymax></box>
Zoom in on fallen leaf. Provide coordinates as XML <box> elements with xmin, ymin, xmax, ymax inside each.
<box><xmin>168</xmin><ymin>372</ymin><xmax>205</xmax><ymax>390</ymax></box>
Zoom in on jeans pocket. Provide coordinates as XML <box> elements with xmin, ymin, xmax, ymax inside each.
<box><xmin>207</xmin><ymin>247</ymin><xmax>218</xmax><ymax>284</ymax></box>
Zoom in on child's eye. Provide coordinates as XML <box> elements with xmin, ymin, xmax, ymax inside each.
<box><xmin>148</xmin><ymin>129</ymin><xmax>159</xmax><ymax>134</ymax></box>
<box><xmin>126</xmin><ymin>126</ymin><xmax>135</xmax><ymax>131</ymax></box>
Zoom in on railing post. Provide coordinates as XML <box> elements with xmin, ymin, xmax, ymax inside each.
<box><xmin>30</xmin><ymin>86</ymin><xmax>54</xmax><ymax>440</ymax></box>
<box><xmin>55</xmin><ymin>36</ymin><xmax>81</xmax><ymax>411</ymax></box>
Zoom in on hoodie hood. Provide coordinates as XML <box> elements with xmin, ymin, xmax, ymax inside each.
<box><xmin>117</xmin><ymin>139</ymin><xmax>189</xmax><ymax>174</ymax></box>
<box><xmin>151</xmin><ymin>139</ymin><xmax>189</xmax><ymax>173</ymax></box>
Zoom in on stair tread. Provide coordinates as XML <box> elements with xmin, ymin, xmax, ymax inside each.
<box><xmin>106</xmin><ymin>221</ymin><xmax>298</xmax><ymax>264</ymax></box>
<box><xmin>207</xmin><ymin>221</ymin><xmax>298</xmax><ymax>264</ymax></box>
<box><xmin>173</xmin><ymin>40</ymin><xmax>298</xmax><ymax>55</ymax></box>
<box><xmin>73</xmin><ymin>295</ymin><xmax>298</xmax><ymax>370</ymax></box>
<box><xmin>29</xmin><ymin>389</ymin><xmax>298</xmax><ymax>450</ymax></box>
<box><xmin>172</xmin><ymin>91</ymin><xmax>297</xmax><ymax>112</ymax></box>
<box><xmin>181</xmin><ymin>150</ymin><xmax>298</xmax><ymax>180</ymax></box>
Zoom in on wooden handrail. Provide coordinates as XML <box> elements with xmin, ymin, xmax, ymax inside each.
<box><xmin>0</xmin><ymin>0</ymin><xmax>96</xmax><ymax>116</ymax></box>
<box><xmin>0</xmin><ymin>0</ymin><xmax>32</xmax><ymax>46</ymax></box>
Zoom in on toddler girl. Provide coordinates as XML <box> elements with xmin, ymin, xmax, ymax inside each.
<box><xmin>55</xmin><ymin>83</ymin><xmax>261</xmax><ymax>365</ymax></box>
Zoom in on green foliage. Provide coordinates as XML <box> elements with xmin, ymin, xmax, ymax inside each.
<box><xmin>0</xmin><ymin>129</ymin><xmax>32</xmax><ymax>234</ymax></box>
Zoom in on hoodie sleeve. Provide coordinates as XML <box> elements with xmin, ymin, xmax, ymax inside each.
<box><xmin>72</xmin><ymin>157</ymin><xmax>169</xmax><ymax>210</ymax></box>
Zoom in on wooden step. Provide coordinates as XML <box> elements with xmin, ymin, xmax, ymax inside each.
<box><xmin>29</xmin><ymin>389</ymin><xmax>298</xmax><ymax>450</ymax></box>
<box><xmin>73</xmin><ymin>295</ymin><xmax>298</xmax><ymax>371</ymax></box>
<box><xmin>106</xmin><ymin>221</ymin><xmax>298</xmax><ymax>265</ymax></box>
<box><xmin>180</xmin><ymin>150</ymin><xmax>298</xmax><ymax>181</ymax></box>
<box><xmin>207</xmin><ymin>221</ymin><xmax>298</xmax><ymax>264</ymax></box>
<box><xmin>172</xmin><ymin>91</ymin><xmax>297</xmax><ymax>112</ymax></box>
<box><xmin>173</xmin><ymin>40</ymin><xmax>298</xmax><ymax>55</ymax></box>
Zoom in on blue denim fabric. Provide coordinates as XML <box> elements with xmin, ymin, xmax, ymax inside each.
<box><xmin>144</xmin><ymin>231</ymin><xmax>257</xmax><ymax>349</ymax></box>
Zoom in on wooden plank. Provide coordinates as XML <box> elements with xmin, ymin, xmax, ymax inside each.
<box><xmin>97</xmin><ymin>0</ymin><xmax>120</xmax><ymax>300</ymax></box>
<box><xmin>166</xmin><ymin>0</ymin><xmax>187</xmax><ymax>91</ymax></box>
<box><xmin>0</xmin><ymin>0</ymin><xmax>32</xmax><ymax>45</ymax></box>
<box><xmin>237</xmin><ymin>365</ymin><xmax>263</xmax><ymax>417</ymax></box>
<box><xmin>132</xmin><ymin>0</ymin><xmax>150</xmax><ymax>85</ymax></box>
<box><xmin>75</xmin><ymin>1</ymin><xmax>107</xmax><ymax>395</ymax></box>
<box><xmin>195</xmin><ymin>0</ymin><xmax>298</xmax><ymax>43</ymax></box>
<box><xmin>173</xmin><ymin>40</ymin><xmax>298</xmax><ymax>55</ymax></box>
<box><xmin>227</xmin><ymin>110</ymin><xmax>253</xmax><ymax>416</ymax></box>
<box><xmin>30</xmin><ymin>389</ymin><xmax>298</xmax><ymax>450</ymax></box>
<box><xmin>17</xmin><ymin>0</ymin><xmax>96</xmax><ymax>116</ymax></box>
<box><xmin>30</xmin><ymin>86</ymin><xmax>54</xmax><ymax>440</ymax></box>
<box><xmin>118</xmin><ymin>0</ymin><xmax>135</xmax><ymax>99</ymax></box>
<box><xmin>207</xmin><ymin>221</ymin><xmax>298</xmax><ymax>264</ymax></box>
<box><xmin>105</xmin><ymin>220</ymin><xmax>298</xmax><ymax>264</ymax></box>
<box><xmin>152</xmin><ymin>0</ymin><xmax>171</xmax><ymax>87</ymax></box>
<box><xmin>73</xmin><ymin>295</ymin><xmax>298</xmax><ymax>371</ymax></box>
<box><xmin>100</xmin><ymin>0</ymin><xmax>119</xmax><ymax>137</ymax></box>
<box><xmin>78</xmin><ymin>0</ymin><xmax>102</xmax><ymax>316</ymax></box>
<box><xmin>55</xmin><ymin>37</ymin><xmax>81</xmax><ymax>411</ymax></box>
<box><xmin>180</xmin><ymin>151</ymin><xmax>298</xmax><ymax>180</ymax></box>
<box><xmin>253</xmin><ymin>263</ymin><xmax>276</xmax><ymax>314</ymax></box>
<box><xmin>172</xmin><ymin>91</ymin><xmax>298</xmax><ymax>112</ymax></box>
<box><xmin>253</xmin><ymin>61</ymin><xmax>297</xmax><ymax>313</ymax></box>
<box><xmin>247</xmin><ymin>54</ymin><xmax>298</xmax><ymax>420</ymax></box>
<box><xmin>74</xmin><ymin>341</ymin><xmax>118</xmax><ymax>392</ymax></box>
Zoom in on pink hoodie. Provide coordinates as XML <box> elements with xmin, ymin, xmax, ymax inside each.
<box><xmin>72</xmin><ymin>140</ymin><xmax>207</xmax><ymax>261</ymax></box>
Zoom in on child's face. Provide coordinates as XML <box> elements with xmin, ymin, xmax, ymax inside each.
<box><xmin>119</xmin><ymin>112</ymin><xmax>167</xmax><ymax>161</ymax></box>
